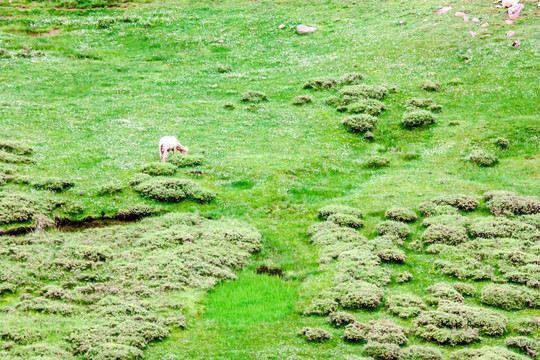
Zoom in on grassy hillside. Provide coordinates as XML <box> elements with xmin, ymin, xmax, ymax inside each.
<box><xmin>0</xmin><ymin>0</ymin><xmax>539</xmax><ymax>359</ymax></box>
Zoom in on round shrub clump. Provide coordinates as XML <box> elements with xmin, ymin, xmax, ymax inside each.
<box><xmin>431</xmin><ymin>194</ymin><xmax>479</xmax><ymax>211</ymax></box>
<box><xmin>366</xmin><ymin>320</ymin><xmax>408</xmax><ymax>346</ymax></box>
<box><xmin>328</xmin><ymin>311</ymin><xmax>356</xmax><ymax>327</ymax></box>
<box><xmin>342</xmin><ymin>114</ymin><xmax>378</xmax><ymax>133</ymax></box>
<box><xmin>241</xmin><ymin>91</ymin><xmax>268</xmax><ymax>103</ymax></box>
<box><xmin>426</xmin><ymin>283</ymin><xmax>464</xmax><ymax>304</ymax></box>
<box><xmin>468</xmin><ymin>150</ymin><xmax>498</xmax><ymax>167</ymax></box>
<box><xmin>420</xmin><ymin>80</ymin><xmax>442</xmax><ymax>92</ymax></box>
<box><xmin>133</xmin><ymin>178</ymin><xmax>215</xmax><ymax>203</ymax></box>
<box><xmin>505</xmin><ymin>336</ymin><xmax>540</xmax><ymax>355</ymax></box>
<box><xmin>405</xmin><ymin>98</ymin><xmax>442</xmax><ymax>112</ymax></box>
<box><xmin>303</xmin><ymin>77</ymin><xmax>337</xmax><ymax>90</ymax></box>
<box><xmin>421</xmin><ymin>224</ymin><xmax>468</xmax><ymax>245</ymax></box>
<box><xmin>140</xmin><ymin>162</ymin><xmax>177</xmax><ymax>176</ymax></box>
<box><xmin>31</xmin><ymin>177</ymin><xmax>74</xmax><ymax>192</ymax></box>
<box><xmin>486</xmin><ymin>195</ymin><xmax>540</xmax><ymax>216</ymax></box>
<box><xmin>168</xmin><ymin>154</ymin><xmax>204</xmax><ymax>167</ymax></box>
<box><xmin>340</xmin><ymin>85</ymin><xmax>389</xmax><ymax>100</ymax></box>
<box><xmin>327</xmin><ymin>213</ymin><xmax>364</xmax><ymax>228</ymax></box>
<box><xmin>395</xmin><ymin>272</ymin><xmax>413</xmax><ymax>284</ymax></box>
<box><xmin>317</xmin><ymin>205</ymin><xmax>363</xmax><ymax>220</ymax></box>
<box><xmin>495</xmin><ymin>138</ymin><xmax>510</xmax><ymax>149</ymax></box>
<box><xmin>347</xmin><ymin>99</ymin><xmax>386</xmax><ymax>116</ymax></box>
<box><xmin>344</xmin><ymin>321</ymin><xmax>366</xmax><ymax>342</ymax></box>
<box><xmin>450</xmin><ymin>347</ymin><xmax>530</xmax><ymax>360</ymax></box>
<box><xmin>363</xmin><ymin>341</ymin><xmax>400</xmax><ymax>360</ymax></box>
<box><xmin>385</xmin><ymin>207</ymin><xmax>418</xmax><ymax>222</ymax></box>
<box><xmin>376</xmin><ymin>249</ymin><xmax>405</xmax><ymax>263</ymax></box>
<box><xmin>367</xmin><ymin>156</ymin><xmax>390</xmax><ymax>169</ymax></box>
<box><xmin>86</xmin><ymin>343</ymin><xmax>143</xmax><ymax>360</ymax></box>
<box><xmin>386</xmin><ymin>294</ymin><xmax>426</xmax><ymax>319</ymax></box>
<box><xmin>480</xmin><ymin>284</ymin><xmax>529</xmax><ymax>310</ymax></box>
<box><xmin>297</xmin><ymin>327</ymin><xmax>332</xmax><ymax>342</ymax></box>
<box><xmin>398</xmin><ymin>345</ymin><xmax>443</xmax><ymax>360</ymax></box>
<box><xmin>337</xmin><ymin>281</ymin><xmax>384</xmax><ymax>309</ymax></box>
<box><xmin>376</xmin><ymin>221</ymin><xmax>411</xmax><ymax>239</ymax></box>
<box><xmin>453</xmin><ymin>282</ymin><xmax>476</xmax><ymax>297</ymax></box>
<box><xmin>401</xmin><ymin>110</ymin><xmax>437</xmax><ymax>129</ymax></box>
<box><xmin>304</xmin><ymin>298</ymin><xmax>338</xmax><ymax>316</ymax></box>
<box><xmin>341</xmin><ymin>72</ymin><xmax>364</xmax><ymax>85</ymax></box>
<box><xmin>292</xmin><ymin>95</ymin><xmax>313</xmax><ymax>105</ymax></box>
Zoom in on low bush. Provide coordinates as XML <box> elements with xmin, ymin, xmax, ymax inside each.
<box><xmin>505</xmin><ymin>336</ymin><xmax>540</xmax><ymax>355</ymax></box>
<box><xmin>304</xmin><ymin>298</ymin><xmax>338</xmax><ymax>316</ymax></box>
<box><xmin>223</xmin><ymin>103</ymin><xmax>235</xmax><ymax>110</ymax></box>
<box><xmin>217</xmin><ymin>64</ymin><xmax>232</xmax><ymax>73</ymax></box>
<box><xmin>297</xmin><ymin>327</ymin><xmax>332</xmax><ymax>342</ymax></box>
<box><xmin>292</xmin><ymin>95</ymin><xmax>313</xmax><ymax>105</ymax></box>
<box><xmin>386</xmin><ymin>294</ymin><xmax>426</xmax><ymax>319</ymax></box>
<box><xmin>0</xmin><ymin>150</ymin><xmax>34</xmax><ymax>164</ymax></box>
<box><xmin>97</xmin><ymin>182</ymin><xmax>124</xmax><ymax>196</ymax></box>
<box><xmin>401</xmin><ymin>110</ymin><xmax>437</xmax><ymax>129</ymax></box>
<box><xmin>327</xmin><ymin>213</ymin><xmax>364</xmax><ymax>228</ymax></box>
<box><xmin>450</xmin><ymin>347</ymin><xmax>529</xmax><ymax>360</ymax></box>
<box><xmin>367</xmin><ymin>156</ymin><xmax>390</xmax><ymax>169</ymax></box>
<box><xmin>468</xmin><ymin>150</ymin><xmax>498</xmax><ymax>167</ymax></box>
<box><xmin>395</xmin><ymin>272</ymin><xmax>413</xmax><ymax>284</ymax></box>
<box><xmin>426</xmin><ymin>283</ymin><xmax>464</xmax><ymax>304</ymax></box>
<box><xmin>317</xmin><ymin>205</ymin><xmax>363</xmax><ymax>220</ymax></box>
<box><xmin>366</xmin><ymin>320</ymin><xmax>408</xmax><ymax>345</ymax></box>
<box><xmin>438</xmin><ymin>300</ymin><xmax>507</xmax><ymax>336</ymax></box>
<box><xmin>129</xmin><ymin>173</ymin><xmax>151</xmax><ymax>186</ymax></box>
<box><xmin>343</xmin><ymin>322</ymin><xmax>367</xmax><ymax>343</ymax></box>
<box><xmin>420</xmin><ymin>80</ymin><xmax>442</xmax><ymax>92</ymax></box>
<box><xmin>418</xmin><ymin>202</ymin><xmax>459</xmax><ymax>217</ymax></box>
<box><xmin>328</xmin><ymin>311</ymin><xmax>356</xmax><ymax>327</ymax></box>
<box><xmin>117</xmin><ymin>204</ymin><xmax>161</xmax><ymax>219</ymax></box>
<box><xmin>363</xmin><ymin>341</ymin><xmax>400</xmax><ymax>360</ymax></box>
<box><xmin>133</xmin><ymin>178</ymin><xmax>215</xmax><ymax>203</ymax></box>
<box><xmin>364</xmin><ymin>131</ymin><xmax>375</xmax><ymax>141</ymax></box>
<box><xmin>0</xmin><ymin>192</ymin><xmax>39</xmax><ymax>224</ymax></box>
<box><xmin>413</xmin><ymin>312</ymin><xmax>478</xmax><ymax>346</ymax></box>
<box><xmin>486</xmin><ymin>195</ymin><xmax>540</xmax><ymax>216</ymax></box>
<box><xmin>518</xmin><ymin>214</ymin><xmax>540</xmax><ymax>229</ymax></box>
<box><xmin>480</xmin><ymin>284</ymin><xmax>529</xmax><ymax>310</ymax></box>
<box><xmin>483</xmin><ymin>190</ymin><xmax>517</xmax><ymax>201</ymax></box>
<box><xmin>496</xmin><ymin>138</ymin><xmax>510</xmax><ymax>149</ymax></box>
<box><xmin>168</xmin><ymin>154</ymin><xmax>204</xmax><ymax>167</ymax></box>
<box><xmin>431</xmin><ymin>194</ymin><xmax>479</xmax><ymax>211</ymax></box>
<box><xmin>385</xmin><ymin>207</ymin><xmax>417</xmax><ymax>222</ymax></box>
<box><xmin>342</xmin><ymin>114</ymin><xmax>378</xmax><ymax>133</ymax></box>
<box><xmin>513</xmin><ymin>319</ymin><xmax>540</xmax><ymax>335</ymax></box>
<box><xmin>241</xmin><ymin>91</ymin><xmax>268</xmax><ymax>102</ymax></box>
<box><xmin>31</xmin><ymin>177</ymin><xmax>74</xmax><ymax>192</ymax></box>
<box><xmin>140</xmin><ymin>162</ymin><xmax>177</xmax><ymax>176</ymax></box>
<box><xmin>86</xmin><ymin>343</ymin><xmax>144</xmax><ymax>360</ymax></box>
<box><xmin>335</xmin><ymin>280</ymin><xmax>384</xmax><ymax>309</ymax></box>
<box><xmin>376</xmin><ymin>221</ymin><xmax>411</xmax><ymax>239</ymax></box>
<box><xmin>341</xmin><ymin>73</ymin><xmax>364</xmax><ymax>85</ymax></box>
<box><xmin>340</xmin><ymin>85</ymin><xmax>388</xmax><ymax>100</ymax></box>
<box><xmin>347</xmin><ymin>99</ymin><xmax>386</xmax><ymax>116</ymax></box>
<box><xmin>376</xmin><ymin>249</ymin><xmax>405</xmax><ymax>263</ymax></box>
<box><xmin>453</xmin><ymin>282</ymin><xmax>476</xmax><ymax>296</ymax></box>
<box><xmin>325</xmin><ymin>96</ymin><xmax>341</xmax><ymax>107</ymax></box>
<box><xmin>469</xmin><ymin>217</ymin><xmax>537</xmax><ymax>239</ymax></box>
<box><xmin>398</xmin><ymin>345</ymin><xmax>443</xmax><ymax>360</ymax></box>
<box><xmin>303</xmin><ymin>78</ymin><xmax>337</xmax><ymax>90</ymax></box>
<box><xmin>422</xmin><ymin>214</ymin><xmax>470</xmax><ymax>228</ymax></box>
<box><xmin>405</xmin><ymin>98</ymin><xmax>442</xmax><ymax>112</ymax></box>
<box><xmin>0</xmin><ymin>140</ymin><xmax>33</xmax><ymax>156</ymax></box>
<box><xmin>421</xmin><ymin>224</ymin><xmax>468</xmax><ymax>245</ymax></box>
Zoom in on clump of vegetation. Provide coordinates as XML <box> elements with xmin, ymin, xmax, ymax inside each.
<box><xmin>420</xmin><ymin>80</ymin><xmax>442</xmax><ymax>92</ymax></box>
<box><xmin>140</xmin><ymin>162</ymin><xmax>177</xmax><ymax>176</ymax></box>
<box><xmin>327</xmin><ymin>213</ymin><xmax>364</xmax><ymax>228</ymax></box>
<box><xmin>29</xmin><ymin>177</ymin><xmax>74</xmax><ymax>192</ymax></box>
<box><xmin>438</xmin><ymin>300</ymin><xmax>507</xmax><ymax>336</ymax></box>
<box><xmin>450</xmin><ymin>347</ymin><xmax>529</xmax><ymax>360</ymax></box>
<box><xmin>217</xmin><ymin>64</ymin><xmax>232</xmax><ymax>73</ymax></box>
<box><xmin>133</xmin><ymin>178</ymin><xmax>215</xmax><ymax>203</ymax></box>
<box><xmin>347</xmin><ymin>99</ymin><xmax>386</xmax><ymax>116</ymax></box>
<box><xmin>418</xmin><ymin>202</ymin><xmax>459</xmax><ymax>217</ymax></box>
<box><xmin>480</xmin><ymin>284</ymin><xmax>529</xmax><ymax>310</ymax></box>
<box><xmin>325</xmin><ymin>96</ymin><xmax>341</xmax><ymax>107</ymax></box>
<box><xmin>363</xmin><ymin>341</ymin><xmax>400</xmax><ymax>360</ymax></box>
<box><xmin>117</xmin><ymin>204</ymin><xmax>161</xmax><ymax>219</ymax></box>
<box><xmin>367</xmin><ymin>156</ymin><xmax>390</xmax><ymax>169</ymax></box>
<box><xmin>340</xmin><ymin>85</ymin><xmax>388</xmax><ymax>100</ymax></box>
<box><xmin>0</xmin><ymin>140</ymin><xmax>33</xmax><ymax>156</ymax></box>
<box><xmin>386</xmin><ymin>294</ymin><xmax>426</xmax><ymax>319</ymax></box>
<box><xmin>304</xmin><ymin>298</ymin><xmax>338</xmax><ymax>316</ymax></box>
<box><xmin>328</xmin><ymin>311</ymin><xmax>356</xmax><ymax>327</ymax></box>
<box><xmin>405</xmin><ymin>98</ymin><xmax>442</xmax><ymax>112</ymax></box>
<box><xmin>317</xmin><ymin>205</ymin><xmax>363</xmax><ymax>220</ymax></box>
<box><xmin>395</xmin><ymin>271</ymin><xmax>413</xmax><ymax>284</ymax></box>
<box><xmin>421</xmin><ymin>224</ymin><xmax>468</xmax><ymax>245</ymax></box>
<box><xmin>413</xmin><ymin>311</ymin><xmax>478</xmax><ymax>346</ymax></box>
<box><xmin>385</xmin><ymin>207</ymin><xmax>417</xmax><ymax>222</ymax></box>
<box><xmin>469</xmin><ymin>217</ymin><xmax>537</xmax><ymax>239</ymax></box>
<box><xmin>168</xmin><ymin>154</ymin><xmax>204</xmax><ymax>167</ymax></box>
<box><xmin>129</xmin><ymin>173</ymin><xmax>151</xmax><ymax>186</ymax></box>
<box><xmin>241</xmin><ymin>91</ymin><xmax>268</xmax><ymax>102</ymax></box>
<box><xmin>303</xmin><ymin>77</ymin><xmax>337</xmax><ymax>90</ymax></box>
<box><xmin>342</xmin><ymin>114</ymin><xmax>378</xmax><ymax>133</ymax></box>
<box><xmin>496</xmin><ymin>138</ymin><xmax>510</xmax><ymax>149</ymax></box>
<box><xmin>401</xmin><ymin>110</ymin><xmax>437</xmax><ymax>129</ymax></box>
<box><xmin>431</xmin><ymin>194</ymin><xmax>479</xmax><ymax>211</ymax></box>
<box><xmin>365</xmin><ymin>320</ymin><xmax>408</xmax><ymax>346</ymax></box>
<box><xmin>376</xmin><ymin>249</ymin><xmax>405</xmax><ymax>263</ymax></box>
<box><xmin>468</xmin><ymin>150</ymin><xmax>498</xmax><ymax>167</ymax></box>
<box><xmin>0</xmin><ymin>150</ymin><xmax>34</xmax><ymax>164</ymax></box>
<box><xmin>376</xmin><ymin>221</ymin><xmax>411</xmax><ymax>239</ymax></box>
<box><xmin>426</xmin><ymin>283</ymin><xmax>464</xmax><ymax>304</ymax></box>
<box><xmin>343</xmin><ymin>321</ymin><xmax>366</xmax><ymax>342</ymax></box>
<box><xmin>341</xmin><ymin>73</ymin><xmax>363</xmax><ymax>85</ymax></box>
<box><xmin>422</xmin><ymin>214</ymin><xmax>470</xmax><ymax>228</ymax></box>
<box><xmin>505</xmin><ymin>336</ymin><xmax>540</xmax><ymax>355</ymax></box>
<box><xmin>485</xmin><ymin>194</ymin><xmax>540</xmax><ymax>216</ymax></box>
<box><xmin>297</xmin><ymin>327</ymin><xmax>332</xmax><ymax>342</ymax></box>
<box><xmin>96</xmin><ymin>182</ymin><xmax>124</xmax><ymax>195</ymax></box>
<box><xmin>223</xmin><ymin>103</ymin><xmax>235</xmax><ymax>110</ymax></box>
<box><xmin>292</xmin><ymin>95</ymin><xmax>313</xmax><ymax>105</ymax></box>
<box><xmin>398</xmin><ymin>345</ymin><xmax>443</xmax><ymax>360</ymax></box>
<box><xmin>336</xmin><ymin>280</ymin><xmax>384</xmax><ymax>309</ymax></box>
<box><xmin>453</xmin><ymin>282</ymin><xmax>476</xmax><ymax>297</ymax></box>
<box><xmin>364</xmin><ymin>131</ymin><xmax>374</xmax><ymax>141</ymax></box>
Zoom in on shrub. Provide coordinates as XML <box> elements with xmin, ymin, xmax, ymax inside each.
<box><xmin>297</xmin><ymin>327</ymin><xmax>332</xmax><ymax>342</ymax></box>
<box><xmin>0</xmin><ymin>326</ymin><xmax>42</xmax><ymax>344</ymax></box>
<box><xmin>398</xmin><ymin>346</ymin><xmax>443</xmax><ymax>360</ymax></box>
<box><xmin>85</xmin><ymin>343</ymin><xmax>144</xmax><ymax>360</ymax></box>
<box><xmin>421</xmin><ymin>225</ymin><xmax>468</xmax><ymax>245</ymax></box>
<box><xmin>505</xmin><ymin>336</ymin><xmax>540</xmax><ymax>355</ymax></box>
<box><xmin>336</xmin><ymin>280</ymin><xmax>384</xmax><ymax>309</ymax></box>
<box><xmin>438</xmin><ymin>300</ymin><xmax>507</xmax><ymax>336</ymax></box>
<box><xmin>325</xmin><ymin>96</ymin><xmax>341</xmax><ymax>107</ymax></box>
<box><xmin>0</xmin><ymin>140</ymin><xmax>33</xmax><ymax>156</ymax></box>
<box><xmin>328</xmin><ymin>311</ymin><xmax>356</xmax><ymax>327</ymax></box>
<box><xmin>483</xmin><ymin>190</ymin><xmax>518</xmax><ymax>201</ymax></box>
<box><xmin>304</xmin><ymin>298</ymin><xmax>338</xmax><ymax>316</ymax></box>
<box><xmin>217</xmin><ymin>64</ymin><xmax>232</xmax><ymax>73</ymax></box>
<box><xmin>292</xmin><ymin>95</ymin><xmax>313</xmax><ymax>105</ymax></box>
<box><xmin>518</xmin><ymin>214</ymin><xmax>540</xmax><ymax>230</ymax></box>
<box><xmin>468</xmin><ymin>150</ymin><xmax>498</xmax><ymax>167</ymax></box>
<box><xmin>223</xmin><ymin>103</ymin><xmax>235</xmax><ymax>110</ymax></box>
<box><xmin>450</xmin><ymin>347</ymin><xmax>529</xmax><ymax>360</ymax></box>
<box><xmin>385</xmin><ymin>207</ymin><xmax>417</xmax><ymax>222</ymax></box>
<box><xmin>432</xmin><ymin>194</ymin><xmax>479</xmax><ymax>211</ymax></box>
<box><xmin>453</xmin><ymin>282</ymin><xmax>476</xmax><ymax>296</ymax></box>
<box><xmin>317</xmin><ymin>205</ymin><xmax>363</xmax><ymax>220</ymax></box>
<box><xmin>364</xmin><ymin>131</ymin><xmax>374</xmax><ymax>141</ymax></box>
<box><xmin>395</xmin><ymin>272</ymin><xmax>413</xmax><ymax>284</ymax></box>
<box><xmin>367</xmin><ymin>156</ymin><xmax>390</xmax><ymax>169</ymax></box>
<box><xmin>342</xmin><ymin>114</ymin><xmax>378</xmax><ymax>133</ymax></box>
<box><xmin>97</xmin><ymin>182</ymin><xmax>124</xmax><ymax>195</ymax></box>
<box><xmin>133</xmin><ymin>178</ymin><xmax>215</xmax><ymax>203</ymax></box>
<box><xmin>496</xmin><ymin>138</ymin><xmax>510</xmax><ymax>149</ymax></box>
<box><xmin>140</xmin><ymin>162</ymin><xmax>177</xmax><ymax>176</ymax></box>
<box><xmin>327</xmin><ymin>213</ymin><xmax>364</xmax><ymax>228</ymax></box>
<box><xmin>347</xmin><ymin>99</ymin><xmax>386</xmax><ymax>116</ymax></box>
<box><xmin>426</xmin><ymin>283</ymin><xmax>464</xmax><ymax>304</ymax></box>
<box><xmin>303</xmin><ymin>77</ymin><xmax>337</xmax><ymax>90</ymax></box>
<box><xmin>412</xmin><ymin>312</ymin><xmax>478</xmax><ymax>346</ymax></box>
<box><xmin>401</xmin><ymin>110</ymin><xmax>437</xmax><ymax>129</ymax></box>
<box><xmin>366</xmin><ymin>320</ymin><xmax>408</xmax><ymax>345</ymax></box>
<box><xmin>340</xmin><ymin>85</ymin><xmax>388</xmax><ymax>100</ymax></box>
<box><xmin>241</xmin><ymin>91</ymin><xmax>268</xmax><ymax>102</ymax></box>
<box><xmin>363</xmin><ymin>342</ymin><xmax>400</xmax><ymax>360</ymax></box>
<box><xmin>31</xmin><ymin>177</ymin><xmax>74</xmax><ymax>192</ymax></box>
<box><xmin>117</xmin><ymin>204</ymin><xmax>161</xmax><ymax>219</ymax></box>
<box><xmin>129</xmin><ymin>173</ymin><xmax>151</xmax><ymax>186</ymax></box>
<box><xmin>386</xmin><ymin>294</ymin><xmax>426</xmax><ymax>319</ymax></box>
<box><xmin>0</xmin><ymin>150</ymin><xmax>34</xmax><ymax>164</ymax></box>
<box><xmin>420</xmin><ymin>80</ymin><xmax>442</xmax><ymax>92</ymax></box>
<box><xmin>168</xmin><ymin>154</ymin><xmax>204</xmax><ymax>167</ymax></box>
<box><xmin>480</xmin><ymin>284</ymin><xmax>529</xmax><ymax>310</ymax></box>
<box><xmin>486</xmin><ymin>195</ymin><xmax>540</xmax><ymax>216</ymax></box>
<box><xmin>376</xmin><ymin>249</ymin><xmax>405</xmax><ymax>263</ymax></box>
<box><xmin>418</xmin><ymin>202</ymin><xmax>459</xmax><ymax>217</ymax></box>
<box><xmin>0</xmin><ymin>192</ymin><xmax>38</xmax><ymax>224</ymax></box>
<box><xmin>469</xmin><ymin>217</ymin><xmax>537</xmax><ymax>239</ymax></box>
<box><xmin>341</xmin><ymin>73</ymin><xmax>364</xmax><ymax>85</ymax></box>
<box><xmin>422</xmin><ymin>214</ymin><xmax>470</xmax><ymax>228</ymax></box>
<box><xmin>405</xmin><ymin>98</ymin><xmax>442</xmax><ymax>112</ymax></box>
<box><xmin>513</xmin><ymin>319</ymin><xmax>540</xmax><ymax>335</ymax></box>
<box><xmin>376</xmin><ymin>221</ymin><xmax>411</xmax><ymax>239</ymax></box>
<box><xmin>344</xmin><ymin>321</ymin><xmax>367</xmax><ymax>342</ymax></box>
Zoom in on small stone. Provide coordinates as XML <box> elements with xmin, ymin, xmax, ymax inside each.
<box><xmin>296</xmin><ymin>24</ymin><xmax>317</xmax><ymax>34</ymax></box>
<box><xmin>481</xmin><ymin>22</ymin><xmax>489</xmax><ymax>27</ymax></box>
<box><xmin>333</xmin><ymin>17</ymin><xmax>341</xmax><ymax>21</ymax></box>
<box><xmin>463</xmin><ymin>16</ymin><xmax>469</xmax><ymax>21</ymax></box>
<box><xmin>469</xmin><ymin>31</ymin><xmax>477</xmax><ymax>37</ymax></box>
<box><xmin>506</xmin><ymin>31</ymin><xmax>516</xmax><ymax>36</ymax></box>
<box><xmin>467</xmin><ymin>49</ymin><xmax>472</xmax><ymax>53</ymax></box>
<box><xmin>278</xmin><ymin>24</ymin><xmax>285</xmax><ymax>29</ymax></box>
<box><xmin>218</xmin><ymin>40</ymin><xmax>224</xmax><ymax>43</ymax></box>
<box><xmin>508</xmin><ymin>3</ymin><xmax>524</xmax><ymax>19</ymax></box>
<box><xmin>512</xmin><ymin>40</ymin><xmax>521</xmax><ymax>48</ymax></box>
<box><xmin>471</xmin><ymin>18</ymin><xmax>480</xmax><ymax>23</ymax></box>
<box><xmin>454</xmin><ymin>11</ymin><xmax>467</xmax><ymax>16</ymax></box>
<box><xmin>504</xmin><ymin>19</ymin><xmax>514</xmax><ymax>25</ymax></box>
<box><xmin>209</xmin><ymin>84</ymin><xmax>217</xmax><ymax>88</ymax></box>
<box><xmin>435</xmin><ymin>6</ymin><xmax>452</xmax><ymax>14</ymax></box>
<box><xmin>399</xmin><ymin>20</ymin><xmax>405</xmax><ymax>24</ymax></box>
<box><xmin>276</xmin><ymin>40</ymin><xmax>283</xmax><ymax>43</ymax></box>
<box><xmin>464</xmin><ymin>59</ymin><xmax>472</xmax><ymax>63</ymax></box>
<box><xmin>249</xmin><ymin>27</ymin><xmax>255</xmax><ymax>30</ymax></box>
<box><xmin>220</xmin><ymin>29</ymin><xmax>225</xmax><ymax>32</ymax></box>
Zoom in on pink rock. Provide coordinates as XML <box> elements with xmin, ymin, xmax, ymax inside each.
<box><xmin>467</xmin><ymin>48</ymin><xmax>472</xmax><ymax>53</ymax></box>
<box><xmin>481</xmin><ymin>22</ymin><xmax>489</xmax><ymax>27</ymax></box>
<box><xmin>296</xmin><ymin>25</ymin><xmax>317</xmax><ymax>34</ymax></box>
<box><xmin>463</xmin><ymin>16</ymin><xmax>469</xmax><ymax>21</ymax></box>
<box><xmin>399</xmin><ymin>20</ymin><xmax>405</xmax><ymax>24</ymax></box>
<box><xmin>470</xmin><ymin>31</ymin><xmax>477</xmax><ymax>37</ymax></box>
<box><xmin>276</xmin><ymin>40</ymin><xmax>283</xmax><ymax>43</ymax></box>
<box><xmin>435</xmin><ymin>6</ymin><xmax>452</xmax><ymax>14</ymax></box>
<box><xmin>454</xmin><ymin>11</ymin><xmax>467</xmax><ymax>16</ymax></box>
<box><xmin>471</xmin><ymin>18</ymin><xmax>480</xmax><ymax>23</ymax></box>
<box><xmin>512</xmin><ymin>40</ymin><xmax>521</xmax><ymax>48</ymax></box>
<box><xmin>249</xmin><ymin>27</ymin><xmax>255</xmax><ymax>30</ymax></box>
<box><xmin>506</xmin><ymin>31</ymin><xmax>516</xmax><ymax>36</ymax></box>
<box><xmin>504</xmin><ymin>19</ymin><xmax>514</xmax><ymax>25</ymax></box>
<box><xmin>278</xmin><ymin>24</ymin><xmax>285</xmax><ymax>29</ymax></box>
<box><xmin>333</xmin><ymin>17</ymin><xmax>341</xmax><ymax>22</ymax></box>
<box><xmin>508</xmin><ymin>3</ymin><xmax>524</xmax><ymax>19</ymax></box>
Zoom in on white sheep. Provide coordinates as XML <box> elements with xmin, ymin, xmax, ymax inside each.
<box><xmin>159</xmin><ymin>136</ymin><xmax>188</xmax><ymax>162</ymax></box>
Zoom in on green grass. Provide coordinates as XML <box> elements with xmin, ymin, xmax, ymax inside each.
<box><xmin>0</xmin><ymin>0</ymin><xmax>539</xmax><ymax>358</ymax></box>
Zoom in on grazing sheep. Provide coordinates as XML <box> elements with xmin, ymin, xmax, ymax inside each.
<box><xmin>159</xmin><ymin>136</ymin><xmax>188</xmax><ymax>162</ymax></box>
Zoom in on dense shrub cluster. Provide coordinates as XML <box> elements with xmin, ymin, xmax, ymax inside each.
<box><xmin>30</xmin><ymin>177</ymin><xmax>74</xmax><ymax>192</ymax></box>
<box><xmin>0</xmin><ymin>140</ymin><xmax>33</xmax><ymax>156</ymax></box>
<box><xmin>133</xmin><ymin>177</ymin><xmax>215</xmax><ymax>203</ymax></box>
<box><xmin>96</xmin><ymin>182</ymin><xmax>124</xmax><ymax>196</ymax></box>
<box><xmin>426</xmin><ymin>283</ymin><xmax>464</xmax><ymax>304</ymax></box>
<box><xmin>303</xmin><ymin>77</ymin><xmax>337</xmax><ymax>90</ymax></box>
<box><xmin>431</xmin><ymin>194</ymin><xmax>479</xmax><ymax>211</ymax></box>
<box><xmin>421</xmin><ymin>224</ymin><xmax>468</xmax><ymax>245</ymax></box>
<box><xmin>413</xmin><ymin>311</ymin><xmax>478</xmax><ymax>346</ymax></box>
<box><xmin>0</xmin><ymin>150</ymin><xmax>34</xmax><ymax>164</ymax></box>
<box><xmin>468</xmin><ymin>150</ymin><xmax>498</xmax><ymax>167</ymax></box>
<box><xmin>420</xmin><ymin>80</ymin><xmax>442</xmax><ymax>92</ymax></box>
<box><xmin>340</xmin><ymin>85</ymin><xmax>388</xmax><ymax>100</ymax></box>
<box><xmin>496</xmin><ymin>137</ymin><xmax>510</xmax><ymax>149</ymax></box>
<box><xmin>485</xmin><ymin>193</ymin><xmax>540</xmax><ymax>216</ymax></box>
<box><xmin>398</xmin><ymin>346</ymin><xmax>443</xmax><ymax>360</ymax></box>
<box><xmin>341</xmin><ymin>73</ymin><xmax>364</xmax><ymax>85</ymax></box>
<box><xmin>405</xmin><ymin>98</ymin><xmax>442</xmax><ymax>112</ymax></box>
<box><xmin>304</xmin><ymin>298</ymin><xmax>338</xmax><ymax>316</ymax></box>
<box><xmin>168</xmin><ymin>154</ymin><xmax>204</xmax><ymax>167</ymax></box>
<box><xmin>401</xmin><ymin>110</ymin><xmax>437</xmax><ymax>129</ymax></box>
<box><xmin>450</xmin><ymin>347</ymin><xmax>529</xmax><ymax>360</ymax></box>
<box><xmin>292</xmin><ymin>95</ymin><xmax>313</xmax><ymax>105</ymax></box>
<box><xmin>438</xmin><ymin>300</ymin><xmax>507</xmax><ymax>336</ymax></box>
<box><xmin>140</xmin><ymin>162</ymin><xmax>177</xmax><ymax>176</ymax></box>
<box><xmin>376</xmin><ymin>221</ymin><xmax>411</xmax><ymax>239</ymax></box>
<box><xmin>385</xmin><ymin>207</ymin><xmax>417</xmax><ymax>222</ymax></box>
<box><xmin>297</xmin><ymin>327</ymin><xmax>332</xmax><ymax>342</ymax></box>
<box><xmin>363</xmin><ymin>342</ymin><xmax>400</xmax><ymax>360</ymax></box>
<box><xmin>452</xmin><ymin>282</ymin><xmax>476</xmax><ymax>296</ymax></box>
<box><xmin>469</xmin><ymin>217</ymin><xmax>537</xmax><ymax>240</ymax></box>
<box><xmin>386</xmin><ymin>294</ymin><xmax>427</xmax><ymax>319</ymax></box>
<box><xmin>347</xmin><ymin>99</ymin><xmax>386</xmax><ymax>116</ymax></box>
<box><xmin>367</xmin><ymin>156</ymin><xmax>390</xmax><ymax>169</ymax></box>
<box><xmin>505</xmin><ymin>336</ymin><xmax>540</xmax><ymax>355</ymax></box>
<box><xmin>116</xmin><ymin>204</ymin><xmax>161</xmax><ymax>219</ymax></box>
<box><xmin>342</xmin><ymin>114</ymin><xmax>378</xmax><ymax>133</ymax></box>
<box><xmin>327</xmin><ymin>213</ymin><xmax>364</xmax><ymax>228</ymax></box>
<box><xmin>328</xmin><ymin>311</ymin><xmax>356</xmax><ymax>327</ymax></box>
<box><xmin>422</xmin><ymin>214</ymin><xmax>470</xmax><ymax>228</ymax></box>
<box><xmin>317</xmin><ymin>205</ymin><xmax>363</xmax><ymax>220</ymax></box>
<box><xmin>418</xmin><ymin>202</ymin><xmax>459</xmax><ymax>217</ymax></box>
<box><xmin>479</xmin><ymin>284</ymin><xmax>530</xmax><ymax>310</ymax></box>
<box><xmin>241</xmin><ymin>91</ymin><xmax>268</xmax><ymax>102</ymax></box>
<box><xmin>395</xmin><ymin>271</ymin><xmax>413</xmax><ymax>283</ymax></box>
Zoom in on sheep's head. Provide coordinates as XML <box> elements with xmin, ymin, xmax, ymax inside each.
<box><xmin>177</xmin><ymin>144</ymin><xmax>189</xmax><ymax>154</ymax></box>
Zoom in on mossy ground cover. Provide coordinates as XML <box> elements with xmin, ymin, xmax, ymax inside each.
<box><xmin>0</xmin><ymin>0</ymin><xmax>539</xmax><ymax>358</ymax></box>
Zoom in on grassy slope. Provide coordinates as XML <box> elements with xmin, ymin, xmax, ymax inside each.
<box><xmin>0</xmin><ymin>0</ymin><xmax>539</xmax><ymax>358</ymax></box>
